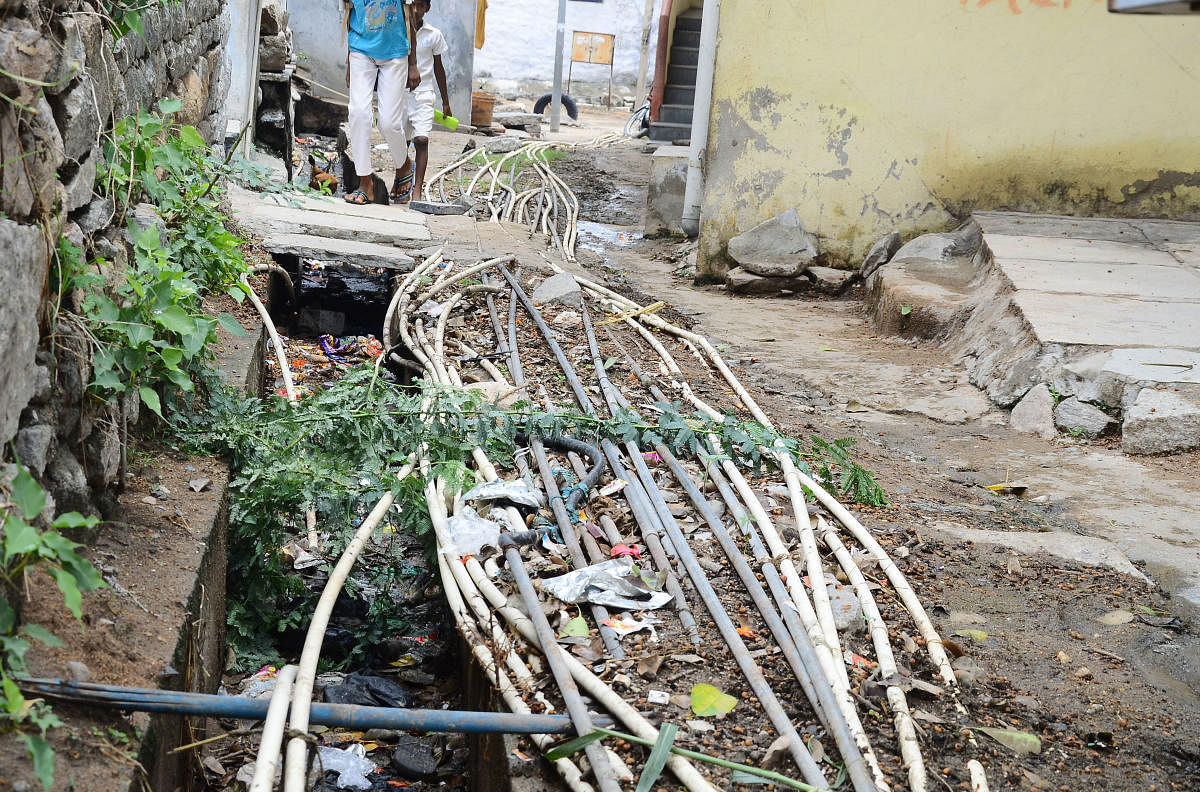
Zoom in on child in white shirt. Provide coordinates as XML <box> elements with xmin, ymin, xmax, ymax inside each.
<box><xmin>405</xmin><ymin>0</ymin><xmax>451</xmax><ymax>202</ymax></box>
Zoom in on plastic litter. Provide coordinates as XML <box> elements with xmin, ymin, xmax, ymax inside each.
<box><xmin>462</xmin><ymin>478</ymin><xmax>544</xmax><ymax>510</ymax></box>
<box><xmin>541</xmin><ymin>557</ymin><xmax>674</xmax><ymax>611</ymax></box>
<box><xmin>323</xmin><ymin>671</ymin><xmax>414</xmax><ymax>709</ymax></box>
<box><xmin>240</xmin><ymin>665</ymin><xmax>280</xmax><ymax>699</ymax></box>
<box><xmin>444</xmin><ymin>506</ymin><xmax>502</xmax><ymax>558</ymax></box>
<box><xmin>317</xmin><ymin>744</ymin><xmax>376</xmax><ymax>790</ymax></box>
<box><xmin>391</xmin><ymin>733</ymin><xmax>439</xmax><ymax>779</ymax></box>
<box><xmin>601</xmin><ymin>617</ymin><xmax>660</xmax><ymax>639</ymax></box>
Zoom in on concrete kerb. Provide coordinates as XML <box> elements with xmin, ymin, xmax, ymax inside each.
<box><xmin>865</xmin><ymin>212</ymin><xmax>1200</xmax><ymax>453</ymax></box>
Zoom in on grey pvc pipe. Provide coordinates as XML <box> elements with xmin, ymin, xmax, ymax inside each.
<box><xmin>498</xmin><ymin>266</ymin><xmax>701</xmax><ymax>643</ymax></box>
<box><xmin>579</xmin><ymin>305</ymin><xmax>829</xmax><ymax>789</ymax></box>
<box><xmin>617</xmin><ymin>345</ymin><xmax>877</xmax><ymax>792</ymax></box>
<box><xmin>499</xmin><ymin>540</ymin><xmax>621</xmax><ymax>792</ymax></box>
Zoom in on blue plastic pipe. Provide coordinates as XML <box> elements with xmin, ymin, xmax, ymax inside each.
<box><xmin>19</xmin><ymin>679</ymin><xmax>581</xmax><ymax>735</ymax></box>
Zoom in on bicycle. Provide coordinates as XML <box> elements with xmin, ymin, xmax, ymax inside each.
<box><xmin>624</xmin><ymin>94</ymin><xmax>651</xmax><ymax>139</ymax></box>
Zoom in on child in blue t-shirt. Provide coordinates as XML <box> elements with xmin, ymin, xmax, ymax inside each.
<box><xmin>343</xmin><ymin>0</ymin><xmax>422</xmax><ymax>204</ymax></box>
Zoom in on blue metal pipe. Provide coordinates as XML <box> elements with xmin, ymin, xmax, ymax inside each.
<box><xmin>18</xmin><ymin>679</ymin><xmax>581</xmax><ymax>735</ymax></box>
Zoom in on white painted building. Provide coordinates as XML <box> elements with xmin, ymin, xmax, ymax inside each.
<box><xmin>475</xmin><ymin>0</ymin><xmax>658</xmax><ymax>103</ymax></box>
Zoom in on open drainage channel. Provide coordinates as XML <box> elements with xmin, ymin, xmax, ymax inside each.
<box><xmin>60</xmin><ymin>137</ymin><xmax>1008</xmax><ymax>792</ymax></box>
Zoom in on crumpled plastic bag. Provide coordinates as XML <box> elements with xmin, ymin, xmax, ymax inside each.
<box><xmin>462</xmin><ymin>478</ymin><xmax>543</xmax><ymax>509</ymax></box>
<box><xmin>541</xmin><ymin>557</ymin><xmax>674</xmax><ymax>611</ymax></box>
<box><xmin>316</xmin><ymin>744</ymin><xmax>376</xmax><ymax>790</ymax></box>
<box><xmin>323</xmin><ymin>671</ymin><xmax>413</xmax><ymax>708</ymax></box>
<box><xmin>445</xmin><ymin>506</ymin><xmax>502</xmax><ymax>557</ymax></box>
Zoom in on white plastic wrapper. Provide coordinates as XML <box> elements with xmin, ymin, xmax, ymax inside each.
<box><xmin>445</xmin><ymin>506</ymin><xmax>502</xmax><ymax>558</ymax></box>
<box><xmin>541</xmin><ymin>557</ymin><xmax>674</xmax><ymax>611</ymax></box>
<box><xmin>316</xmin><ymin>745</ymin><xmax>376</xmax><ymax>790</ymax></box>
<box><xmin>462</xmin><ymin>478</ymin><xmax>544</xmax><ymax>509</ymax></box>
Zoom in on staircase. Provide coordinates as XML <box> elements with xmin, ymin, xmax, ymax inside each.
<box><xmin>650</xmin><ymin>7</ymin><xmax>702</xmax><ymax>143</ymax></box>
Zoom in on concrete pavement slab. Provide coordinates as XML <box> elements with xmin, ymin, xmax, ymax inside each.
<box><xmin>985</xmin><ymin>234</ymin><xmax>1179</xmax><ymax>267</ymax></box>
<box><xmin>1001</xmin><ymin>259</ymin><xmax>1200</xmax><ymax>300</ymax></box>
<box><xmin>974</xmin><ymin>211</ymin><xmax>1144</xmax><ymax>242</ymax></box>
<box><xmin>261</xmin><ymin>234</ymin><xmax>416</xmax><ymax>270</ymax></box>
<box><xmin>231</xmin><ymin>199</ymin><xmax>431</xmax><ymax>246</ymax></box>
<box><xmin>1012</xmin><ymin>292</ymin><xmax>1200</xmax><ymax>348</ymax></box>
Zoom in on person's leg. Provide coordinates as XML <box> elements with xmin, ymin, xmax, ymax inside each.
<box><xmin>346</xmin><ymin>52</ymin><xmax>380</xmax><ymax>203</ymax></box>
<box><xmin>408</xmin><ymin>95</ymin><xmax>435</xmax><ymax>201</ymax></box>
<box><xmin>412</xmin><ymin>136</ymin><xmax>429</xmax><ymax>201</ymax></box>
<box><xmin>375</xmin><ymin>58</ymin><xmax>412</xmax><ymax>202</ymax></box>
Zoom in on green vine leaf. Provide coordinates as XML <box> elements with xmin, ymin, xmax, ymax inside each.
<box><xmin>10</xmin><ymin>464</ymin><xmax>46</xmax><ymax>520</ymax></box>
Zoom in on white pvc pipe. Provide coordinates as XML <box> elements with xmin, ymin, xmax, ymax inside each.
<box><xmin>248</xmin><ymin>664</ymin><xmax>299</xmax><ymax>792</ymax></box>
<box><xmin>282</xmin><ymin>486</ymin><xmax>404</xmax><ymax>792</ymax></box>
<box><xmin>681</xmin><ymin>0</ymin><xmax>722</xmax><ymax>237</ymax></box>
<box><xmin>241</xmin><ymin>273</ymin><xmax>297</xmax><ymax>402</ymax></box>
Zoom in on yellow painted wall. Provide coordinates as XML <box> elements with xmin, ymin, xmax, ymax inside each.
<box><xmin>698</xmin><ymin>0</ymin><xmax>1200</xmax><ymax>277</ymax></box>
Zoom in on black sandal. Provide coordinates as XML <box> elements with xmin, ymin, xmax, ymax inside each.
<box><xmin>344</xmin><ymin>189</ymin><xmax>369</xmax><ymax>205</ymax></box>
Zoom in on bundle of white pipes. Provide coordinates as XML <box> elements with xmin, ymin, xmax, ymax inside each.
<box><xmin>368</xmin><ymin>253</ymin><xmax>989</xmax><ymax>792</ymax></box>
<box><xmin>423</xmin><ymin>133</ymin><xmax>624</xmax><ymax>263</ymax></box>
<box><xmin>235</xmin><ymin>226</ymin><xmax>986</xmax><ymax>789</ymax></box>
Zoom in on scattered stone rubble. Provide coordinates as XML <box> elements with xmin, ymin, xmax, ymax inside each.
<box><xmin>723</xmin><ymin>207</ymin><xmax>858</xmax><ymax>295</ymax></box>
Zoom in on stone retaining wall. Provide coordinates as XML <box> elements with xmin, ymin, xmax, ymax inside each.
<box><xmin>0</xmin><ymin>0</ymin><xmax>229</xmax><ymax>513</ymax></box>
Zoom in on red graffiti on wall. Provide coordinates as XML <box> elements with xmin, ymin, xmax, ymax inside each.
<box><xmin>961</xmin><ymin>0</ymin><xmax>1101</xmax><ymax>11</ymax></box>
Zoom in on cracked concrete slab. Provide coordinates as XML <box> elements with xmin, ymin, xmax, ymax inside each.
<box><xmin>1012</xmin><ymin>292</ymin><xmax>1200</xmax><ymax>348</ymax></box>
<box><xmin>1001</xmin><ymin>259</ymin><xmax>1200</xmax><ymax>300</ymax></box>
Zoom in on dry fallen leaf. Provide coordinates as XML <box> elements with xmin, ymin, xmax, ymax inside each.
<box><xmin>1096</xmin><ymin>609</ymin><xmax>1134</xmax><ymax>626</ymax></box>
<box><xmin>636</xmin><ymin>655</ymin><xmax>664</xmax><ymax>680</ymax></box>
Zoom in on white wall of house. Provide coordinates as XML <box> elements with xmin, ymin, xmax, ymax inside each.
<box><xmin>475</xmin><ymin>0</ymin><xmax>657</xmax><ymax>101</ymax></box>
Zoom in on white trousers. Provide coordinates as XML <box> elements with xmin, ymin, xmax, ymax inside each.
<box><xmin>347</xmin><ymin>51</ymin><xmax>410</xmax><ymax>177</ymax></box>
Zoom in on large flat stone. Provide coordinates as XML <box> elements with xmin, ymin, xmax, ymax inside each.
<box><xmin>262</xmin><ymin>234</ymin><xmax>416</xmax><ymax>270</ymax></box>
<box><xmin>985</xmin><ymin>234</ymin><xmax>1179</xmax><ymax>267</ymax></box>
<box><xmin>1000</xmin><ymin>259</ymin><xmax>1200</xmax><ymax>300</ymax></box>
<box><xmin>1012</xmin><ymin>292</ymin><xmax>1200</xmax><ymax>348</ymax></box>
<box><xmin>229</xmin><ymin>192</ymin><xmax>430</xmax><ymax>246</ymax></box>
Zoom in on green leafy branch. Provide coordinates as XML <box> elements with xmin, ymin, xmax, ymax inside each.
<box><xmin>1</xmin><ymin>463</ymin><xmax>104</xmax><ymax>790</ymax></box>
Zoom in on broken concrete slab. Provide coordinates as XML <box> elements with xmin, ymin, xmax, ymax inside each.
<box><xmin>262</xmin><ymin>234</ymin><xmax>416</xmax><ymax>270</ymax></box>
<box><xmin>531</xmin><ymin>272</ymin><xmax>582</xmax><ymax>308</ymax></box>
<box><xmin>1009</xmin><ymin>383</ymin><xmax>1056</xmax><ymax>440</ymax></box>
<box><xmin>984</xmin><ymin>234</ymin><xmax>1179</xmax><ymax>267</ymax></box>
<box><xmin>726</xmin><ymin>208</ymin><xmax>818</xmax><ymax>278</ymax></box>
<box><xmin>804</xmin><ymin>265</ymin><xmax>852</xmax><ymax>292</ymax></box>
<box><xmin>1011</xmin><ymin>292</ymin><xmax>1200</xmax><ymax>349</ymax></box>
<box><xmin>724</xmin><ymin>266</ymin><xmax>809</xmax><ymax>296</ymax></box>
<box><xmin>1053</xmin><ymin>397</ymin><xmax>1114</xmax><ymax>438</ymax></box>
<box><xmin>860</xmin><ymin>231</ymin><xmax>901</xmax><ymax>279</ymax></box>
<box><xmin>230</xmin><ymin>197</ymin><xmax>431</xmax><ymax>246</ymax></box>
<box><xmin>1000</xmin><ymin>258</ymin><xmax>1200</xmax><ymax>300</ymax></box>
<box><xmin>1121</xmin><ymin>388</ymin><xmax>1200</xmax><ymax>455</ymax></box>
<box><xmin>973</xmin><ymin>211</ymin><xmax>1146</xmax><ymax>243</ymax></box>
<box><xmin>932</xmin><ymin>524</ymin><xmax>1147</xmax><ymax>580</ymax></box>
